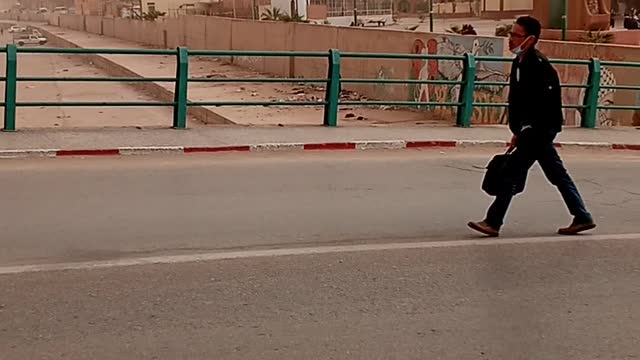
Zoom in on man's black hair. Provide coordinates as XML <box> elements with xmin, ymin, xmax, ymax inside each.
<box><xmin>516</xmin><ymin>16</ymin><xmax>542</xmax><ymax>41</ymax></box>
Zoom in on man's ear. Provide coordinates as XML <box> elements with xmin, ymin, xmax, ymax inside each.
<box><xmin>524</xmin><ymin>36</ymin><xmax>536</xmax><ymax>50</ymax></box>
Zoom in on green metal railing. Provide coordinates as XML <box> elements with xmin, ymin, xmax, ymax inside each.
<box><xmin>2</xmin><ymin>45</ymin><xmax>640</xmax><ymax>131</ymax></box>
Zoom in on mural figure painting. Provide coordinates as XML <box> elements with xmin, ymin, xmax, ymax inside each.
<box><xmin>409</xmin><ymin>36</ymin><xmax>509</xmax><ymax>124</ymax></box>
<box><xmin>409</xmin><ymin>35</ymin><xmax>625</xmax><ymax>127</ymax></box>
<box><xmin>559</xmin><ymin>64</ymin><xmax>617</xmax><ymax>127</ymax></box>
<box><xmin>530</xmin><ymin>43</ymin><xmax>626</xmax><ymax>127</ymax></box>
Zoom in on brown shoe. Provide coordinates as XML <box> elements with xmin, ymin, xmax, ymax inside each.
<box><xmin>558</xmin><ymin>220</ymin><xmax>596</xmax><ymax>235</ymax></box>
<box><xmin>467</xmin><ymin>221</ymin><xmax>499</xmax><ymax>237</ymax></box>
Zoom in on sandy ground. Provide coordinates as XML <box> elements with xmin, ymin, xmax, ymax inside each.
<box><xmin>0</xmin><ymin>31</ymin><xmax>198</xmax><ymax>129</ymax></box>
<box><xmin>188</xmin><ymin>57</ymin><xmax>439</xmax><ymax>126</ymax></box>
<box><xmin>43</xmin><ymin>27</ymin><xmax>441</xmax><ymax>127</ymax></box>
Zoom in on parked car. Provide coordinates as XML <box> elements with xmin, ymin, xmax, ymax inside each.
<box><xmin>8</xmin><ymin>25</ymin><xmax>27</xmax><ymax>33</ymax></box>
<box><xmin>13</xmin><ymin>34</ymin><xmax>47</xmax><ymax>46</ymax></box>
<box><xmin>53</xmin><ymin>6</ymin><xmax>68</xmax><ymax>14</ymax></box>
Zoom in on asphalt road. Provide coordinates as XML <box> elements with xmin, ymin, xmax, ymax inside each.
<box><xmin>1</xmin><ymin>149</ymin><xmax>639</xmax><ymax>359</ymax></box>
<box><xmin>0</xmin><ymin>149</ymin><xmax>638</xmax><ymax>266</ymax></box>
<box><xmin>2</xmin><ymin>237</ymin><xmax>640</xmax><ymax>360</ymax></box>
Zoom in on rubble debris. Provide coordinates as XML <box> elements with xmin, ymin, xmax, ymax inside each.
<box><xmin>205</xmin><ymin>73</ymin><xmax>227</xmax><ymax>79</ymax></box>
<box><xmin>339</xmin><ymin>89</ymin><xmax>367</xmax><ymax>101</ymax></box>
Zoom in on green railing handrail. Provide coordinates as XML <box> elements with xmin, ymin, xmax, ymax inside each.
<box><xmin>2</xmin><ymin>45</ymin><xmax>639</xmax><ymax>131</ymax></box>
<box><xmin>16</xmin><ymin>47</ymin><xmax>178</xmax><ymax>55</ymax></box>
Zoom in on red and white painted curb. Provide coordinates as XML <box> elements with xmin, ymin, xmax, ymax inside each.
<box><xmin>1</xmin><ymin>140</ymin><xmax>639</xmax><ymax>159</ymax></box>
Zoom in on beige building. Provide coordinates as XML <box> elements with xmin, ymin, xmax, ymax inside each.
<box><xmin>483</xmin><ymin>0</ymin><xmax>533</xmax><ymax>15</ymax></box>
<box><xmin>74</xmin><ymin>0</ymin><xmax>202</xmax><ymax>16</ymax></box>
<box><xmin>140</xmin><ymin>0</ymin><xmax>189</xmax><ymax>14</ymax></box>
<box><xmin>389</xmin><ymin>0</ymin><xmax>533</xmax><ymax>18</ymax></box>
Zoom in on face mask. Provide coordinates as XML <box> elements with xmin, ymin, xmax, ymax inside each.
<box><xmin>510</xmin><ymin>36</ymin><xmax>532</xmax><ymax>55</ymax></box>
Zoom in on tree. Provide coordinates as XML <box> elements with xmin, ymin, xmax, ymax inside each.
<box><xmin>142</xmin><ymin>10</ymin><xmax>166</xmax><ymax>20</ymax></box>
<box><xmin>446</xmin><ymin>24</ymin><xmax>477</xmax><ymax>35</ymax></box>
<box><xmin>580</xmin><ymin>30</ymin><xmax>615</xmax><ymax>43</ymax></box>
<box><xmin>261</xmin><ymin>7</ymin><xmax>284</xmax><ymax>20</ymax></box>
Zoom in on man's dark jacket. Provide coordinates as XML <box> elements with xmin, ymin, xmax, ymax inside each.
<box><xmin>508</xmin><ymin>48</ymin><xmax>564</xmax><ymax>140</ymax></box>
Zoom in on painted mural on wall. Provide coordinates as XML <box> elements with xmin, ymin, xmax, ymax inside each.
<box><xmin>633</xmin><ymin>91</ymin><xmax>640</xmax><ymax>126</ymax></box>
<box><xmin>583</xmin><ymin>66</ymin><xmax>616</xmax><ymax>127</ymax></box>
<box><xmin>409</xmin><ymin>36</ymin><xmax>509</xmax><ymax>124</ymax></box>
<box><xmin>559</xmin><ymin>63</ymin><xmax>618</xmax><ymax>127</ymax></box>
<box><xmin>374</xmin><ymin>66</ymin><xmax>394</xmax><ymax>99</ymax></box>
<box><xmin>409</xmin><ymin>37</ymin><xmax>628</xmax><ymax>127</ymax></box>
<box><xmin>540</xmin><ymin>43</ymin><xmax>625</xmax><ymax>127</ymax></box>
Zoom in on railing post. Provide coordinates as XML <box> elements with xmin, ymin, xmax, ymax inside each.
<box><xmin>456</xmin><ymin>53</ymin><xmax>476</xmax><ymax>128</ymax></box>
<box><xmin>3</xmin><ymin>44</ymin><xmax>17</xmax><ymax>132</ymax></box>
<box><xmin>323</xmin><ymin>49</ymin><xmax>341</xmax><ymax>127</ymax></box>
<box><xmin>173</xmin><ymin>46</ymin><xmax>188</xmax><ymax>129</ymax></box>
<box><xmin>581</xmin><ymin>58</ymin><xmax>600</xmax><ymax>129</ymax></box>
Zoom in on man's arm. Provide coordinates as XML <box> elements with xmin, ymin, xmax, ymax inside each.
<box><xmin>520</xmin><ymin>57</ymin><xmax>558</xmax><ymax>135</ymax></box>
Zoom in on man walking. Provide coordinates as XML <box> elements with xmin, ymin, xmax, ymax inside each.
<box><xmin>468</xmin><ymin>16</ymin><xmax>596</xmax><ymax>237</ymax></box>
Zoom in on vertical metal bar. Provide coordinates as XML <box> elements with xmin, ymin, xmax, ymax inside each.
<box><xmin>561</xmin><ymin>0</ymin><xmax>568</xmax><ymax>41</ymax></box>
<box><xmin>323</xmin><ymin>49</ymin><xmax>341</xmax><ymax>127</ymax></box>
<box><xmin>353</xmin><ymin>0</ymin><xmax>358</xmax><ymax>26</ymax></box>
<box><xmin>456</xmin><ymin>53</ymin><xmax>476</xmax><ymax>128</ymax></box>
<box><xmin>3</xmin><ymin>44</ymin><xmax>17</xmax><ymax>132</ymax></box>
<box><xmin>173</xmin><ymin>47</ymin><xmax>189</xmax><ymax>129</ymax></box>
<box><xmin>581</xmin><ymin>58</ymin><xmax>601</xmax><ymax>129</ymax></box>
<box><xmin>429</xmin><ymin>0</ymin><xmax>434</xmax><ymax>32</ymax></box>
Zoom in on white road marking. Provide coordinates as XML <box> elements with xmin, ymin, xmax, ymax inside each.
<box><xmin>0</xmin><ymin>233</ymin><xmax>638</xmax><ymax>275</ymax></box>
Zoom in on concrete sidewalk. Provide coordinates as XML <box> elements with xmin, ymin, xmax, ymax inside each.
<box><xmin>1</xmin><ymin>126</ymin><xmax>638</xmax><ymax>158</ymax></box>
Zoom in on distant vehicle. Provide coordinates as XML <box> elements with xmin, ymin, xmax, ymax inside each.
<box><xmin>53</xmin><ymin>6</ymin><xmax>68</xmax><ymax>14</ymax></box>
<box><xmin>37</xmin><ymin>7</ymin><xmax>48</xmax><ymax>13</ymax></box>
<box><xmin>13</xmin><ymin>34</ymin><xmax>47</xmax><ymax>46</ymax></box>
<box><xmin>8</xmin><ymin>25</ymin><xmax>27</xmax><ymax>33</ymax></box>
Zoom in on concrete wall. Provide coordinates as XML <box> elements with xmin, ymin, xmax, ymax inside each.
<box><xmin>484</xmin><ymin>0</ymin><xmax>501</xmax><ymax>11</ymax></box>
<box><xmin>539</xmin><ymin>40</ymin><xmax>640</xmax><ymax>127</ymax></box>
<box><xmin>48</xmin><ymin>13</ymin><xmax>60</xmax><ymax>26</ymax></box>
<box><xmin>85</xmin><ymin>15</ymin><xmax>101</xmax><ymax>34</ymax></box>
<box><xmin>184</xmin><ymin>15</ymin><xmax>207</xmax><ymax>50</ymax></box>
<box><xmin>504</xmin><ymin>0</ymin><xmax>533</xmax><ymax>10</ymax></box>
<box><xmin>542</xmin><ymin>28</ymin><xmax>640</xmax><ymax>47</ymax></box>
<box><xmin>59</xmin><ymin>14</ymin><xmax>85</xmax><ymax>30</ymax></box>
<box><xmin>102</xmin><ymin>17</ymin><xmax>115</xmax><ymax>37</ymax></box>
<box><xmin>307</xmin><ymin>5</ymin><xmax>327</xmax><ymax>19</ymax></box>
<box><xmin>0</xmin><ymin>12</ymin><xmax>47</xmax><ymax>22</ymax></box>
<box><xmin>38</xmin><ymin>13</ymin><xmax>640</xmax><ymax>126</ymax></box>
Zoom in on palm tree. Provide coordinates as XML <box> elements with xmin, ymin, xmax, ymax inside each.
<box><xmin>261</xmin><ymin>7</ymin><xmax>284</xmax><ymax>20</ymax></box>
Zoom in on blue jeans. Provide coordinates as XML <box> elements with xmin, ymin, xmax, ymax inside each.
<box><xmin>484</xmin><ymin>135</ymin><xmax>592</xmax><ymax>230</ymax></box>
